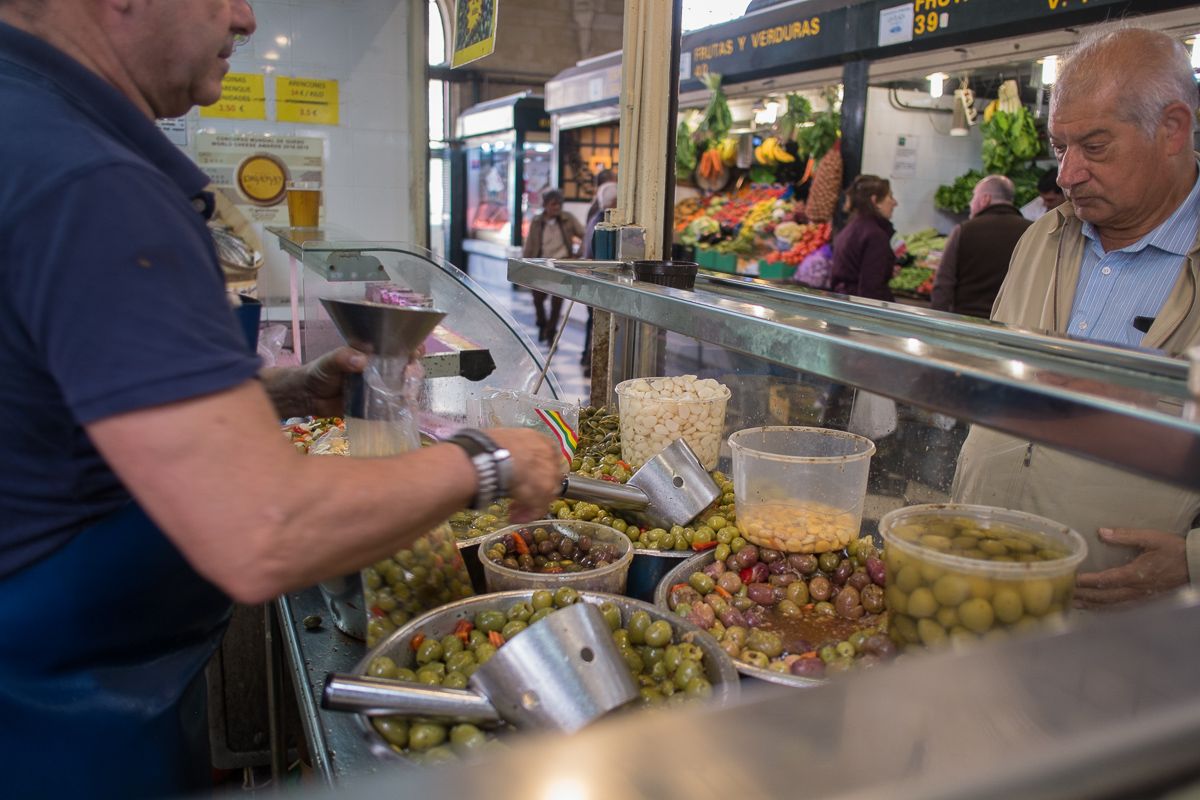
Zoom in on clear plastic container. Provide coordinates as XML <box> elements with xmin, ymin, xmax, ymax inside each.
<box><xmin>478</xmin><ymin>520</ymin><xmax>634</xmax><ymax>594</ymax></box>
<box><xmin>878</xmin><ymin>503</ymin><xmax>1088</xmax><ymax>651</ymax></box>
<box><xmin>615</xmin><ymin>376</ymin><xmax>731</xmax><ymax>470</ymax></box>
<box><xmin>728</xmin><ymin>426</ymin><xmax>875</xmax><ymax>553</ymax></box>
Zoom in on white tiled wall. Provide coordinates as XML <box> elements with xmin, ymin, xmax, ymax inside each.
<box><xmin>860</xmin><ymin>87</ymin><xmax>983</xmax><ymax>236</ymax></box>
<box><xmin>179</xmin><ymin>0</ymin><xmax>419</xmax><ymax>308</ymax></box>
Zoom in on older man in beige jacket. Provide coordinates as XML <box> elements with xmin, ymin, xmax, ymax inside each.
<box><xmin>953</xmin><ymin>27</ymin><xmax>1200</xmax><ymax>608</ymax></box>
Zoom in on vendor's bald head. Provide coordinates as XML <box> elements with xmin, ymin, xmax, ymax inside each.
<box><xmin>1048</xmin><ymin>27</ymin><xmax>1198</xmax><ymax>243</ymax></box>
<box><xmin>0</xmin><ymin>0</ymin><xmax>255</xmax><ymax>119</ymax></box>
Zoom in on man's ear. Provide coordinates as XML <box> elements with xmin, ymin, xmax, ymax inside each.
<box><xmin>1159</xmin><ymin>101</ymin><xmax>1195</xmax><ymax>157</ymax></box>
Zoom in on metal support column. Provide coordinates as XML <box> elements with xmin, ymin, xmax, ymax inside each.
<box><xmin>840</xmin><ymin>59</ymin><xmax>869</xmax><ymax>186</ymax></box>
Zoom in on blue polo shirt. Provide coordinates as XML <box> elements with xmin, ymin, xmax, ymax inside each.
<box><xmin>0</xmin><ymin>23</ymin><xmax>261</xmax><ymax>577</ymax></box>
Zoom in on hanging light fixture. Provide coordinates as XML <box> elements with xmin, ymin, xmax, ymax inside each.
<box><xmin>1040</xmin><ymin>55</ymin><xmax>1058</xmax><ymax>86</ymax></box>
<box><xmin>1191</xmin><ymin>37</ymin><xmax>1200</xmax><ymax>70</ymax></box>
<box><xmin>927</xmin><ymin>72</ymin><xmax>947</xmax><ymax>99</ymax></box>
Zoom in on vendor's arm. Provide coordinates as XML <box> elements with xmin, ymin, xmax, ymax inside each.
<box><xmin>87</xmin><ymin>384</ymin><xmax>563</xmax><ymax>605</ymax></box>
<box><xmin>1074</xmin><ymin>527</ymin><xmax>1191</xmax><ymax>608</ymax></box>
<box><xmin>259</xmin><ymin>346</ymin><xmax>366</xmax><ymax>418</ymax></box>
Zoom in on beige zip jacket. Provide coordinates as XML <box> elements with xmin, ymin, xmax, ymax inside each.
<box><xmin>953</xmin><ymin>194</ymin><xmax>1200</xmax><ymax>584</ymax></box>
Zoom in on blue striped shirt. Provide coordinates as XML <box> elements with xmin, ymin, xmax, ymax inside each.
<box><xmin>1067</xmin><ymin>166</ymin><xmax>1200</xmax><ymax>348</ymax></box>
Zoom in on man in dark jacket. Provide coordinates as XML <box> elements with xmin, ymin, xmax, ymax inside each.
<box><xmin>931</xmin><ymin>175</ymin><xmax>1032</xmax><ymax>318</ymax></box>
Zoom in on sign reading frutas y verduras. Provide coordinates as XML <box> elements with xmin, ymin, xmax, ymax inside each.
<box><xmin>451</xmin><ymin>0</ymin><xmax>499</xmax><ymax>68</ymax></box>
<box><xmin>200</xmin><ymin>73</ymin><xmax>266</xmax><ymax>120</ymax></box>
<box><xmin>684</xmin><ymin>5</ymin><xmax>845</xmax><ymax>83</ymax></box>
<box><xmin>194</xmin><ymin>133</ymin><xmax>325</xmax><ymax>225</ymax></box>
<box><xmin>276</xmin><ymin>77</ymin><xmax>340</xmax><ymax>125</ymax></box>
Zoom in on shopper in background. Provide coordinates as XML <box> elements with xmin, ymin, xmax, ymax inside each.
<box><xmin>931</xmin><ymin>175</ymin><xmax>1032</xmax><ymax>317</ymax></box>
<box><xmin>830</xmin><ymin>175</ymin><xmax>898</xmax><ymax>301</ymax></box>
<box><xmin>581</xmin><ymin>180</ymin><xmax>619</xmax><ymax>377</ymax></box>
<box><xmin>585</xmin><ymin>167</ymin><xmax>617</xmax><ymax>223</ymax></box>
<box><xmin>522</xmin><ymin>187</ymin><xmax>584</xmax><ymax>343</ymax></box>
<box><xmin>0</xmin><ymin>2</ymin><xmax>564</xmax><ymax>796</ymax></box>
<box><xmin>1020</xmin><ymin>167</ymin><xmax>1067</xmax><ymax>222</ymax></box>
<box><xmin>954</xmin><ymin>26</ymin><xmax>1200</xmax><ymax>608</ymax></box>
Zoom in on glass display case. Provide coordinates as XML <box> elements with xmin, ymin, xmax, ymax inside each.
<box><xmin>266</xmin><ymin>227</ymin><xmax>563</xmax><ymax>427</ymax></box>
<box><xmin>509</xmin><ymin>258</ymin><xmax>1200</xmax><ymax>568</ymax></box>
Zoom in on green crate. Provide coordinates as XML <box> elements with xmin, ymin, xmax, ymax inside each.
<box><xmin>758</xmin><ymin>259</ymin><xmax>794</xmax><ymax>280</ymax></box>
<box><xmin>695</xmin><ymin>247</ymin><xmax>715</xmax><ymax>267</ymax></box>
<box><xmin>709</xmin><ymin>252</ymin><xmax>738</xmax><ymax>273</ymax></box>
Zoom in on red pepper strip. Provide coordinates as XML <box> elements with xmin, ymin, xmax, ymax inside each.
<box><xmin>410</xmin><ymin>633</ymin><xmax>425</xmax><ymax>652</ymax></box>
<box><xmin>713</xmin><ymin>585</ymin><xmax>733</xmax><ymax>600</ymax></box>
<box><xmin>488</xmin><ymin>630</ymin><xmax>506</xmax><ymax>648</ymax></box>
<box><xmin>616</xmin><ymin>460</ymin><xmax>631</xmax><ymax>470</ymax></box>
<box><xmin>453</xmin><ymin>619</ymin><xmax>473</xmax><ymax>644</ymax></box>
<box><xmin>798</xmin><ymin>651</ymin><xmax>820</xmax><ymax>660</ymax></box>
<box><xmin>600</xmin><ymin>474</ymin><xmax>619</xmax><ymax>482</ymax></box>
<box><xmin>670</xmin><ymin>583</ymin><xmax>690</xmax><ymax>594</ymax></box>
<box><xmin>692</xmin><ymin>540</ymin><xmax>718</xmax><ymax>551</ymax></box>
<box><xmin>513</xmin><ymin>534</ymin><xmax>531</xmax><ymax>556</ymax></box>
<box><xmin>739</xmin><ymin>567</ymin><xmax>754</xmax><ymax>583</ymax></box>
<box><xmin>370</xmin><ymin>605</ymin><xmax>386</xmax><ymax>619</ymax></box>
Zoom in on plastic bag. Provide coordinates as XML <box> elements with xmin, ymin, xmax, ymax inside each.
<box><xmin>257</xmin><ymin>323</ymin><xmax>288</xmax><ymax>368</ymax></box>
<box><xmin>793</xmin><ymin>243</ymin><xmax>833</xmax><ymax>289</ymax></box>
<box><xmin>471</xmin><ymin>387</ymin><xmax>580</xmax><ymax>463</ymax></box>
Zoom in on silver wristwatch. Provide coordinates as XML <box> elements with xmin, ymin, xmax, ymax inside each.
<box><xmin>447</xmin><ymin>429</ymin><xmax>513</xmax><ymax>510</ymax></box>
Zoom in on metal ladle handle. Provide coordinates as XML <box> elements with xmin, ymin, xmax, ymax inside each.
<box><xmin>322</xmin><ymin>673</ymin><xmax>503</xmax><ymax>725</ymax></box>
<box><xmin>560</xmin><ymin>473</ymin><xmax>649</xmax><ymax>513</ymax></box>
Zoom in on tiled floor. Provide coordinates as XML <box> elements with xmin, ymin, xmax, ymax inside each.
<box><xmin>489</xmin><ymin>285</ymin><xmax>592</xmax><ymax>405</ymax></box>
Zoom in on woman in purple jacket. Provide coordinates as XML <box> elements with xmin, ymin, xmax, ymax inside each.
<box><xmin>830</xmin><ymin>175</ymin><xmax>898</xmax><ymax>301</ymax></box>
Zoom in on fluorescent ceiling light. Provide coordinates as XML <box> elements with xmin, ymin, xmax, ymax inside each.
<box><xmin>927</xmin><ymin>72</ymin><xmax>947</xmax><ymax>99</ymax></box>
<box><xmin>1040</xmin><ymin>55</ymin><xmax>1058</xmax><ymax>86</ymax></box>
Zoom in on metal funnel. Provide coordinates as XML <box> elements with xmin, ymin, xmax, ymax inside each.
<box><xmin>319</xmin><ymin>297</ymin><xmax>446</xmax><ymax>357</ymax></box>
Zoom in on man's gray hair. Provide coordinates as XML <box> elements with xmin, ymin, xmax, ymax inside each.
<box><xmin>976</xmin><ymin>174</ymin><xmax>1015</xmax><ymax>204</ymax></box>
<box><xmin>541</xmin><ymin>188</ymin><xmax>564</xmax><ymax>205</ymax></box>
<box><xmin>1052</xmin><ymin>26</ymin><xmax>1198</xmax><ymax>138</ymax></box>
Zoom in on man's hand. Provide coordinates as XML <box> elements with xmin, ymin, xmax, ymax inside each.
<box><xmin>261</xmin><ymin>347</ymin><xmax>366</xmax><ymax>419</ymax></box>
<box><xmin>1074</xmin><ymin>528</ymin><xmax>1189</xmax><ymax>608</ymax></box>
<box><xmin>486</xmin><ymin>428</ymin><xmax>566</xmax><ymax>522</ymax></box>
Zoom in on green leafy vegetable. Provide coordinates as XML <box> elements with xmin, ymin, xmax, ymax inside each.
<box><xmin>980</xmin><ymin>108</ymin><xmax>1042</xmax><ymax>174</ymax></box>
<box><xmin>697</xmin><ymin>73</ymin><xmax>733</xmax><ymax>143</ymax></box>
<box><xmin>796</xmin><ymin>86</ymin><xmax>841</xmax><ymax>164</ymax></box>
<box><xmin>777</xmin><ymin>92</ymin><xmax>813</xmax><ymax>143</ymax></box>
<box><xmin>676</xmin><ymin>112</ymin><xmax>698</xmax><ymax>179</ymax></box>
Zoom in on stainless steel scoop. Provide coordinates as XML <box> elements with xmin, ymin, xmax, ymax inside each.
<box><xmin>561</xmin><ymin>437</ymin><xmax>721</xmax><ymax>529</ymax></box>
<box><xmin>322</xmin><ymin>602</ymin><xmax>639</xmax><ymax>733</ymax></box>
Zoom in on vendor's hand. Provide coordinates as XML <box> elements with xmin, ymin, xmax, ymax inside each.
<box><xmin>487</xmin><ymin>428</ymin><xmax>567</xmax><ymax>522</ymax></box>
<box><xmin>298</xmin><ymin>347</ymin><xmax>367</xmax><ymax>417</ymax></box>
<box><xmin>1074</xmin><ymin>528</ymin><xmax>1189</xmax><ymax>609</ymax></box>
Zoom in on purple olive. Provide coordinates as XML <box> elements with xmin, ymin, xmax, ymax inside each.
<box><xmin>773</xmin><ymin>585</ymin><xmax>788</xmax><ymax>603</ymax></box>
<box><xmin>670</xmin><ymin>585</ymin><xmax>702</xmax><ymax>609</ymax></box>
<box><xmin>866</xmin><ymin>557</ymin><xmax>887</xmax><ymax>587</ymax></box>
<box><xmin>759</xmin><ymin>548</ymin><xmax>783</xmax><ymax>564</ymax></box>
<box><xmin>863</xmin><ymin>634</ymin><xmax>896</xmax><ymax>659</ymax></box>
<box><xmin>808</xmin><ymin>576</ymin><xmax>832</xmax><ymax>601</ymax></box>
<box><xmin>748</xmin><ymin>562</ymin><xmax>770</xmax><ymax>584</ymax></box>
<box><xmin>847</xmin><ymin>570</ymin><xmax>871</xmax><ymax>591</ymax></box>
<box><xmin>861</xmin><ymin>584</ymin><xmax>885</xmax><ymax>614</ymax></box>
<box><xmin>743</xmin><ymin>606</ymin><xmax>769</xmax><ymax>627</ymax></box>
<box><xmin>857</xmin><ymin>654</ymin><xmax>881</xmax><ymax>669</ymax></box>
<box><xmin>783</xmin><ymin>637</ymin><xmax>813</xmax><ymax>654</ymax></box>
<box><xmin>768</xmin><ymin>559</ymin><xmax>792</xmax><ymax>575</ymax></box>
<box><xmin>703</xmin><ymin>560</ymin><xmax>725</xmax><ymax>579</ymax></box>
<box><xmin>791</xmin><ymin>658</ymin><xmax>826</xmax><ymax>679</ymax></box>
<box><xmin>788</xmin><ymin>554</ymin><xmax>819</xmax><ymax>574</ymax></box>
<box><xmin>717</xmin><ymin>571</ymin><xmax>743</xmax><ymax>595</ymax></box>
<box><xmin>832</xmin><ymin>560</ymin><xmax>855</xmax><ymax>586</ymax></box>
<box><xmin>687</xmin><ymin>603</ymin><xmax>716</xmax><ymax>629</ymax></box>
<box><xmin>718</xmin><ymin>607</ymin><xmax>748</xmax><ymax>628</ymax></box>
<box><xmin>738</xmin><ymin>545</ymin><xmax>760</xmax><ymax>567</ymax></box>
<box><xmin>747</xmin><ymin>583</ymin><xmax>777</xmax><ymax>606</ymax></box>
<box><xmin>834</xmin><ymin>585</ymin><xmax>861</xmax><ymax>619</ymax></box>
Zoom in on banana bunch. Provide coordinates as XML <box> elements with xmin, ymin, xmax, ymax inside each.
<box><xmin>718</xmin><ymin>137</ymin><xmax>738</xmax><ymax>167</ymax></box>
<box><xmin>983</xmin><ymin>80</ymin><xmax>1021</xmax><ymax>123</ymax></box>
<box><xmin>754</xmin><ymin>136</ymin><xmax>794</xmax><ymax>165</ymax></box>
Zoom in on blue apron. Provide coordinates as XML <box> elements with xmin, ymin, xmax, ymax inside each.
<box><xmin>0</xmin><ymin>502</ymin><xmax>232</xmax><ymax>799</ymax></box>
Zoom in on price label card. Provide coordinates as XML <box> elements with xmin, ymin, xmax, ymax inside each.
<box><xmin>200</xmin><ymin>73</ymin><xmax>266</xmax><ymax>120</ymax></box>
<box><xmin>276</xmin><ymin>77</ymin><xmax>340</xmax><ymax>126</ymax></box>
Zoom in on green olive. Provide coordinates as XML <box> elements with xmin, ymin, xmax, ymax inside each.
<box><xmin>367</xmin><ymin>656</ymin><xmax>397</xmax><ymax>679</ymax></box>
<box><xmin>373</xmin><ymin>717</ymin><xmax>409</xmax><ymax>747</ymax></box>
<box><xmin>644</xmin><ymin>620</ymin><xmax>673</xmax><ymax>648</ymax></box>
<box><xmin>415</xmin><ymin>639</ymin><xmax>444</xmax><ymax>665</ymax></box>
<box><xmin>992</xmin><ymin>587</ymin><xmax>1024</xmax><ymax>624</ymax></box>
<box><xmin>531</xmin><ymin>590</ymin><xmax>554</xmax><ymax>610</ymax></box>
<box><xmin>689</xmin><ymin>572</ymin><xmax>715</xmax><ymax>594</ymax></box>
<box><xmin>932</xmin><ymin>575</ymin><xmax>970</xmax><ymax>607</ymax></box>
<box><xmin>895</xmin><ymin>564</ymin><xmax>922</xmax><ymax>593</ymax></box>
<box><xmin>554</xmin><ymin>587</ymin><xmax>580</xmax><ymax>607</ymax></box>
<box><xmin>917</xmin><ymin>618</ymin><xmax>948</xmax><ymax>648</ymax></box>
<box><xmin>449</xmin><ymin>723</ymin><xmax>487</xmax><ymax>751</ymax></box>
<box><xmin>475</xmin><ymin>610</ymin><xmax>506</xmax><ymax>633</ymax></box>
<box><xmin>907</xmin><ymin>587</ymin><xmax>937</xmax><ymax>619</ymax></box>
<box><xmin>501</xmin><ymin>620</ymin><xmax>528</xmax><ymax>639</ymax></box>
<box><xmin>440</xmin><ymin>635</ymin><xmax>464</xmax><ymax>656</ymax></box>
<box><xmin>442</xmin><ymin>671</ymin><xmax>468</xmax><ymax>689</ymax></box>
<box><xmin>627</xmin><ymin>610</ymin><xmax>652</xmax><ymax>645</ymax></box>
<box><xmin>1019</xmin><ymin>579</ymin><xmax>1054</xmax><ymax>616</ymax></box>
<box><xmin>528</xmin><ymin>607</ymin><xmax>553</xmax><ymax>625</ymax></box>
<box><xmin>935</xmin><ymin>606</ymin><xmax>959</xmax><ymax>630</ymax></box>
<box><xmin>958</xmin><ymin>597</ymin><xmax>996</xmax><ymax>633</ymax></box>
<box><xmin>408</xmin><ymin>722</ymin><xmax>447</xmax><ymax>752</ymax></box>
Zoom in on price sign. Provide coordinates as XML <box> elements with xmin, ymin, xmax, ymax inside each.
<box><xmin>899</xmin><ymin>0</ymin><xmax>1130</xmax><ymax>43</ymax></box>
<box><xmin>199</xmin><ymin>73</ymin><xmax>266</xmax><ymax>120</ymax></box>
<box><xmin>276</xmin><ymin>77</ymin><xmax>340</xmax><ymax>126</ymax></box>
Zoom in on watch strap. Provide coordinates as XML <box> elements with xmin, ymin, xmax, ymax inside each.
<box><xmin>447</xmin><ymin>429</ymin><xmax>512</xmax><ymax>510</ymax></box>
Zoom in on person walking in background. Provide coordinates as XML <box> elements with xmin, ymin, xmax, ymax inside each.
<box><xmin>830</xmin><ymin>175</ymin><xmax>898</xmax><ymax>301</ymax></box>
<box><xmin>931</xmin><ymin>175</ymin><xmax>1032</xmax><ymax>318</ymax></box>
<box><xmin>585</xmin><ymin>168</ymin><xmax>616</xmax><ymax>223</ymax></box>
<box><xmin>580</xmin><ymin>180</ymin><xmax>619</xmax><ymax>377</ymax></box>
<box><xmin>522</xmin><ymin>188</ymin><xmax>584</xmax><ymax>343</ymax></box>
<box><xmin>1020</xmin><ymin>167</ymin><xmax>1067</xmax><ymax>222</ymax></box>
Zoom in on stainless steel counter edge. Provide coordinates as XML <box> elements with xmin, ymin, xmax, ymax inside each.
<box><xmin>509</xmin><ymin>258</ymin><xmax>1200</xmax><ymax>489</ymax></box>
<box><xmin>276</xmin><ymin>589</ymin><xmax>378</xmax><ymax>783</ymax></box>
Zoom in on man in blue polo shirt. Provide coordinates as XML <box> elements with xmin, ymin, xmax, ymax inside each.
<box><xmin>0</xmin><ymin>2</ymin><xmax>563</xmax><ymax>796</ymax></box>
<box><xmin>954</xmin><ymin>27</ymin><xmax>1200</xmax><ymax>610</ymax></box>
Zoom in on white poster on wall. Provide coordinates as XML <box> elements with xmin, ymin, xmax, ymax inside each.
<box><xmin>193</xmin><ymin>132</ymin><xmax>325</xmax><ymax>225</ymax></box>
<box><xmin>878</xmin><ymin>4</ymin><xmax>914</xmax><ymax>47</ymax></box>
<box><xmin>892</xmin><ymin>134</ymin><xmax>919</xmax><ymax>179</ymax></box>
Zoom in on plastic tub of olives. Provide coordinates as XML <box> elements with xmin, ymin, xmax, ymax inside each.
<box><xmin>878</xmin><ymin>503</ymin><xmax>1087</xmax><ymax>651</ymax></box>
<box><xmin>478</xmin><ymin>520</ymin><xmax>634</xmax><ymax>594</ymax></box>
<box><xmin>352</xmin><ymin>589</ymin><xmax>741</xmax><ymax>763</ymax></box>
<box><xmin>655</xmin><ymin>551</ymin><xmax>822</xmax><ymax>689</ymax></box>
